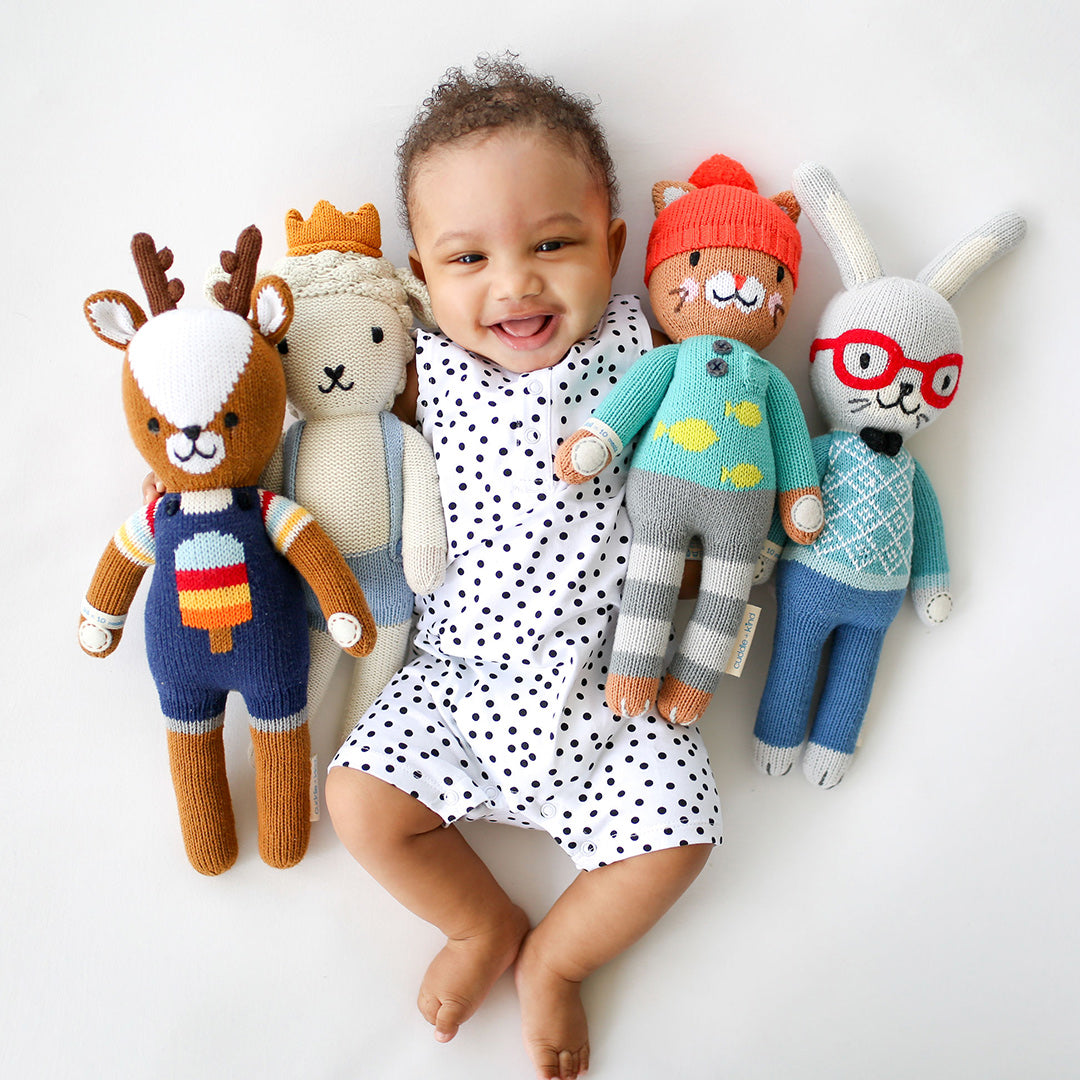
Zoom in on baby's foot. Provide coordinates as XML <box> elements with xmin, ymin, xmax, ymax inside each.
<box><xmin>418</xmin><ymin>905</ymin><xmax>530</xmax><ymax>1043</ymax></box>
<box><xmin>515</xmin><ymin>937</ymin><xmax>590</xmax><ymax>1079</ymax></box>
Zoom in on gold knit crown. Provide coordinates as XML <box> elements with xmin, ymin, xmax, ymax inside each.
<box><xmin>285</xmin><ymin>200</ymin><xmax>382</xmax><ymax>257</ymax></box>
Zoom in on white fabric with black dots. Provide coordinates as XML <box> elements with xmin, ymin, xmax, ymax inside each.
<box><xmin>331</xmin><ymin>297</ymin><xmax>722</xmax><ymax>870</ymax></box>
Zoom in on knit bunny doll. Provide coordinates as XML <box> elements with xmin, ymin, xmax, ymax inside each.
<box><xmin>256</xmin><ymin>201</ymin><xmax>446</xmax><ymax>746</ymax></box>
<box><xmin>555</xmin><ymin>155</ymin><xmax>823</xmax><ymax>725</ymax></box>
<box><xmin>753</xmin><ymin>163</ymin><xmax>1025</xmax><ymax>787</ymax></box>
<box><xmin>79</xmin><ymin>227</ymin><xmax>377</xmax><ymax>874</ymax></box>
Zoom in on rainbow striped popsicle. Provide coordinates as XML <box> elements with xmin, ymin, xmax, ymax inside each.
<box><xmin>174</xmin><ymin>532</ymin><xmax>252</xmax><ymax>653</ymax></box>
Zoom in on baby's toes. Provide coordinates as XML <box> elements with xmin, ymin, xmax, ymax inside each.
<box><xmin>531</xmin><ymin>1042</ymin><xmax>589</xmax><ymax>1079</ymax></box>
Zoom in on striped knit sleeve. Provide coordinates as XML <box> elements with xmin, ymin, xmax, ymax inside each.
<box><xmin>112</xmin><ymin>500</ymin><xmax>157</xmax><ymax>567</ymax></box>
<box><xmin>259</xmin><ymin>490</ymin><xmax>314</xmax><ymax>553</ymax></box>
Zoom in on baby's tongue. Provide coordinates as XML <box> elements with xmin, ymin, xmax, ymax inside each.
<box><xmin>500</xmin><ymin>315</ymin><xmax>547</xmax><ymax>338</ymax></box>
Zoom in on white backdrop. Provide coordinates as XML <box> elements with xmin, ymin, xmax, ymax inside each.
<box><xmin>3</xmin><ymin>1</ymin><xmax>1076</xmax><ymax>1077</ymax></box>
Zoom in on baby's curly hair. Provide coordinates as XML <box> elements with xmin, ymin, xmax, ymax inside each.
<box><xmin>397</xmin><ymin>54</ymin><xmax>619</xmax><ymax>233</ymax></box>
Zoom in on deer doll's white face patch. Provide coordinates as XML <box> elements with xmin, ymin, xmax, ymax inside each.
<box><xmin>127</xmin><ymin>309</ymin><xmax>252</xmax><ymax>431</ymax></box>
<box><xmin>127</xmin><ymin>308</ymin><xmax>255</xmax><ymax>475</ymax></box>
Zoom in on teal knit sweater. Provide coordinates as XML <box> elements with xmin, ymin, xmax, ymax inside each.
<box><xmin>590</xmin><ymin>335</ymin><xmax>818</xmax><ymax>496</ymax></box>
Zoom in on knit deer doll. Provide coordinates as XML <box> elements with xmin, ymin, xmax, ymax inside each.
<box><xmin>555</xmin><ymin>155</ymin><xmax>823</xmax><ymax>724</ymax></box>
<box><xmin>78</xmin><ymin>227</ymin><xmax>377</xmax><ymax>874</ymax></box>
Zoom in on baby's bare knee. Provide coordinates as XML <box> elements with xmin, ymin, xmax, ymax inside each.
<box><xmin>325</xmin><ymin>766</ymin><xmax>442</xmax><ymax>856</ymax></box>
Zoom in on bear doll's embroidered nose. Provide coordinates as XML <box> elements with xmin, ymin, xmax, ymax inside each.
<box><xmin>183</xmin><ymin>425</ymin><xmax>202</xmax><ymax>441</ymax></box>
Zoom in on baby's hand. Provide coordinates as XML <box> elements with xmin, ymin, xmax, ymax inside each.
<box><xmin>142</xmin><ymin>472</ymin><xmax>165</xmax><ymax>504</ymax></box>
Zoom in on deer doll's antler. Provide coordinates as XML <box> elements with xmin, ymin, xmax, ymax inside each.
<box><xmin>212</xmin><ymin>226</ymin><xmax>262</xmax><ymax>316</ymax></box>
<box><xmin>131</xmin><ymin>233</ymin><xmax>185</xmax><ymax>315</ymax></box>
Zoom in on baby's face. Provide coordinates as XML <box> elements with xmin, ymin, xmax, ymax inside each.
<box><xmin>408</xmin><ymin>128</ymin><xmax>625</xmax><ymax>374</ymax></box>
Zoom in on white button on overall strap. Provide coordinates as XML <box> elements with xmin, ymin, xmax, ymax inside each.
<box><xmin>540</xmin><ymin>800</ymin><xmax>556</xmax><ymax>818</ymax></box>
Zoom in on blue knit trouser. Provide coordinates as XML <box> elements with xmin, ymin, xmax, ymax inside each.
<box><xmin>755</xmin><ymin>560</ymin><xmax>905</xmax><ymax>755</ymax></box>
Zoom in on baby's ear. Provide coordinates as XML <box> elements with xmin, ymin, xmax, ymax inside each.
<box><xmin>408</xmin><ymin>249</ymin><xmax>426</xmax><ymax>283</ymax></box>
<box><xmin>772</xmin><ymin>191</ymin><xmax>801</xmax><ymax>224</ymax></box>
<box><xmin>652</xmin><ymin>180</ymin><xmax>695</xmax><ymax>217</ymax></box>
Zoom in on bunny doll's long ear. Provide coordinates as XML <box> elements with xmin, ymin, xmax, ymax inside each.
<box><xmin>793</xmin><ymin>162</ymin><xmax>884</xmax><ymax>290</ymax></box>
<box><xmin>916</xmin><ymin>212</ymin><xmax>1027</xmax><ymax>300</ymax></box>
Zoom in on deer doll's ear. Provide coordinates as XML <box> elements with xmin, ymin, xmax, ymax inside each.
<box><xmin>84</xmin><ymin>291</ymin><xmax>147</xmax><ymax>349</ymax></box>
<box><xmin>250</xmin><ymin>276</ymin><xmax>293</xmax><ymax>345</ymax></box>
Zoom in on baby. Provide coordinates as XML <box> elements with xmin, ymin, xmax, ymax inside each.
<box><xmin>325</xmin><ymin>58</ymin><xmax>720</xmax><ymax>1080</ymax></box>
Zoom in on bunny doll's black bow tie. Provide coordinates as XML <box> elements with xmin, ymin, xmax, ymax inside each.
<box><xmin>860</xmin><ymin>427</ymin><xmax>904</xmax><ymax>456</ymax></box>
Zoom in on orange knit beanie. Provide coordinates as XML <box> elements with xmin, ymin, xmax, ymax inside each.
<box><xmin>645</xmin><ymin>155</ymin><xmax>801</xmax><ymax>288</ymax></box>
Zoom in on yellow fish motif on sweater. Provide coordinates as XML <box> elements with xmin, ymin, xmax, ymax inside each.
<box><xmin>720</xmin><ymin>463</ymin><xmax>764</xmax><ymax>488</ymax></box>
<box><xmin>725</xmin><ymin>400</ymin><xmax>763</xmax><ymax>427</ymax></box>
<box><xmin>652</xmin><ymin>418</ymin><xmax>717</xmax><ymax>452</ymax></box>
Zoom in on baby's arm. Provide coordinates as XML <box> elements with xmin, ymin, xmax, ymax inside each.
<box><xmin>142</xmin><ymin>472</ymin><xmax>165</xmax><ymax>504</ymax></box>
<box><xmin>392</xmin><ymin>359</ymin><xmax>420</xmax><ymax>426</ymax></box>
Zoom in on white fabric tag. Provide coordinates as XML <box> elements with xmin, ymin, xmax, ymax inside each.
<box><xmin>725</xmin><ymin>603</ymin><xmax>762</xmax><ymax>677</ymax></box>
<box><xmin>310</xmin><ymin>754</ymin><xmax>321</xmax><ymax>822</ymax></box>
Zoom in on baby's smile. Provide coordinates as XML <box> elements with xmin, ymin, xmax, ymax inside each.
<box><xmin>489</xmin><ymin>313</ymin><xmax>559</xmax><ymax>350</ymax></box>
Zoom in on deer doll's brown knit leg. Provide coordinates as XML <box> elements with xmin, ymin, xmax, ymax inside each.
<box><xmin>166</xmin><ymin>718</ymin><xmax>238</xmax><ymax>876</ymax></box>
<box><xmin>249</xmin><ymin>714</ymin><xmax>312</xmax><ymax>869</ymax></box>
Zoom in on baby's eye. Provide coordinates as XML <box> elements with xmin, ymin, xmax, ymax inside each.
<box><xmin>536</xmin><ymin>240</ymin><xmax>566</xmax><ymax>253</ymax></box>
<box><xmin>454</xmin><ymin>253</ymin><xmax>485</xmax><ymax>265</ymax></box>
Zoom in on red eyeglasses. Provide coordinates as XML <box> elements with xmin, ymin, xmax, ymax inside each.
<box><xmin>810</xmin><ymin>329</ymin><xmax>963</xmax><ymax>409</ymax></box>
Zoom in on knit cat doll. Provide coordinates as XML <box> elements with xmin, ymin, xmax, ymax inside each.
<box><xmin>555</xmin><ymin>154</ymin><xmax>823</xmax><ymax>724</ymax></box>
<box><xmin>78</xmin><ymin>227</ymin><xmax>377</xmax><ymax>874</ymax></box>
<box><xmin>753</xmin><ymin>163</ymin><xmax>1025</xmax><ymax>787</ymax></box>
<box><xmin>256</xmin><ymin>201</ymin><xmax>446</xmax><ymax>746</ymax></box>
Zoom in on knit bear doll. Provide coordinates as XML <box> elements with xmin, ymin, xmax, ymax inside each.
<box><xmin>256</xmin><ymin>201</ymin><xmax>447</xmax><ymax>746</ymax></box>
<box><xmin>753</xmin><ymin>163</ymin><xmax>1025</xmax><ymax>787</ymax></box>
<box><xmin>78</xmin><ymin>227</ymin><xmax>377</xmax><ymax>875</ymax></box>
<box><xmin>555</xmin><ymin>155</ymin><xmax>823</xmax><ymax>724</ymax></box>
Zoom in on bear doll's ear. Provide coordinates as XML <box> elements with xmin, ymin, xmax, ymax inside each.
<box><xmin>652</xmin><ymin>180</ymin><xmax>695</xmax><ymax>218</ymax></box>
<box><xmin>772</xmin><ymin>191</ymin><xmax>801</xmax><ymax>225</ymax></box>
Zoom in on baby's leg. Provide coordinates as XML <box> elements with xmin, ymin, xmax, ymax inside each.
<box><xmin>325</xmin><ymin>767</ymin><xmax>529</xmax><ymax>1043</ymax></box>
<box><xmin>515</xmin><ymin>843</ymin><xmax>712</xmax><ymax>1080</ymax></box>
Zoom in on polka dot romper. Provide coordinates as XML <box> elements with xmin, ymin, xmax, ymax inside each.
<box><xmin>331</xmin><ymin>297</ymin><xmax>722</xmax><ymax>870</ymax></box>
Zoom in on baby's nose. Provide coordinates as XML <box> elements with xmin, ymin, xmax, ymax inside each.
<box><xmin>495</xmin><ymin>260</ymin><xmax>543</xmax><ymax>301</ymax></box>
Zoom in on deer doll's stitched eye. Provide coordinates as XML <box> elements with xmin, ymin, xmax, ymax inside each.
<box><xmin>371</xmin><ymin>327</ymin><xmax>384</xmax><ymax>344</ymax></box>
<box><xmin>224</xmin><ymin>412</ymin><xmax>239</xmax><ymax>429</ymax></box>
<box><xmin>777</xmin><ymin>265</ymin><xmax>785</xmax><ymax>283</ymax></box>
<box><xmin>689</xmin><ymin>251</ymin><xmax>701</xmax><ymax>267</ymax></box>
<box><xmin>147</xmin><ymin>417</ymin><xmax>160</xmax><ymax>433</ymax></box>
<box><xmin>277</xmin><ymin>338</ymin><xmax>289</xmax><ymax>355</ymax></box>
